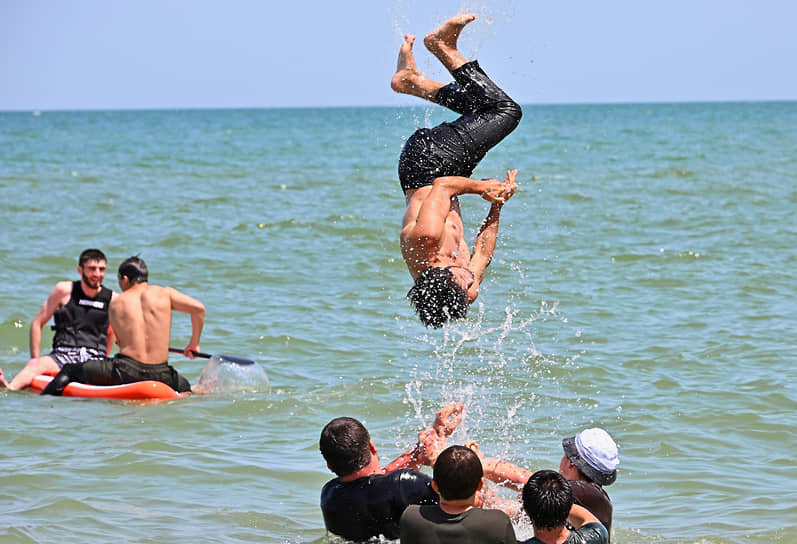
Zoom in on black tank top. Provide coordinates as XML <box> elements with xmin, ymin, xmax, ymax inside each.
<box><xmin>52</xmin><ymin>281</ymin><xmax>112</xmax><ymax>351</ymax></box>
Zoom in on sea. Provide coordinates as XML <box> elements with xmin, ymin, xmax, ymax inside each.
<box><xmin>0</xmin><ymin>101</ymin><xmax>794</xmax><ymax>544</ymax></box>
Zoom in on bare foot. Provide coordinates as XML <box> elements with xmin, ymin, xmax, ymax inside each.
<box><xmin>423</xmin><ymin>13</ymin><xmax>477</xmax><ymax>67</ymax></box>
<box><xmin>0</xmin><ymin>368</ymin><xmax>9</xmax><ymax>389</ymax></box>
<box><xmin>391</xmin><ymin>33</ymin><xmax>442</xmax><ymax>100</ymax></box>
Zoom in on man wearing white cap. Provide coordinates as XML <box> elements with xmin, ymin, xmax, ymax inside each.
<box><xmin>479</xmin><ymin>428</ymin><xmax>619</xmax><ymax>533</ymax></box>
<box><xmin>559</xmin><ymin>428</ymin><xmax>619</xmax><ymax>532</ymax></box>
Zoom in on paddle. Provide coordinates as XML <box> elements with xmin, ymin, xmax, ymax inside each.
<box><xmin>168</xmin><ymin>347</ymin><xmax>255</xmax><ymax>366</ymax></box>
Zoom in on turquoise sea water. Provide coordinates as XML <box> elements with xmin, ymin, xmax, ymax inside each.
<box><xmin>0</xmin><ymin>102</ymin><xmax>795</xmax><ymax>543</ymax></box>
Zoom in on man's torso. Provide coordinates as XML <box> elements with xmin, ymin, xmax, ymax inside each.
<box><xmin>400</xmin><ymin>504</ymin><xmax>516</xmax><ymax>544</ymax></box>
<box><xmin>571</xmin><ymin>480</ymin><xmax>612</xmax><ymax>533</ymax></box>
<box><xmin>519</xmin><ymin>523</ymin><xmax>608</xmax><ymax>544</ymax></box>
<box><xmin>52</xmin><ymin>281</ymin><xmax>112</xmax><ymax>351</ymax></box>
<box><xmin>401</xmin><ymin>188</ymin><xmax>471</xmax><ymax>278</ymax></box>
<box><xmin>111</xmin><ymin>284</ymin><xmax>172</xmax><ymax>364</ymax></box>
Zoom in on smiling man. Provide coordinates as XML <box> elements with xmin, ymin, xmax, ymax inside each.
<box><xmin>0</xmin><ymin>248</ymin><xmax>115</xmax><ymax>390</ymax></box>
<box><xmin>392</xmin><ymin>14</ymin><xmax>521</xmax><ymax>328</ymax></box>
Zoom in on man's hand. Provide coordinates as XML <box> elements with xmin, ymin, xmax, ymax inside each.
<box><xmin>183</xmin><ymin>342</ymin><xmax>200</xmax><ymax>359</ymax></box>
<box><xmin>433</xmin><ymin>403</ymin><xmax>464</xmax><ymax>436</ymax></box>
<box><xmin>480</xmin><ymin>169</ymin><xmax>518</xmax><ymax>204</ymax></box>
<box><xmin>414</xmin><ymin>403</ymin><xmax>465</xmax><ymax>466</ymax></box>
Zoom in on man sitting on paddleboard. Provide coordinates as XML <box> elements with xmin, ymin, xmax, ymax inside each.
<box><xmin>392</xmin><ymin>14</ymin><xmax>522</xmax><ymax>328</ymax></box>
<box><xmin>41</xmin><ymin>256</ymin><xmax>204</xmax><ymax>395</ymax></box>
<box><xmin>0</xmin><ymin>249</ymin><xmax>115</xmax><ymax>391</ymax></box>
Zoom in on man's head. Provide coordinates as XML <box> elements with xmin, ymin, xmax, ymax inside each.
<box><xmin>522</xmin><ymin>470</ymin><xmax>573</xmax><ymax>531</ymax></box>
<box><xmin>320</xmin><ymin>417</ymin><xmax>373</xmax><ymax>477</ymax></box>
<box><xmin>77</xmin><ymin>248</ymin><xmax>107</xmax><ymax>289</ymax></box>
<box><xmin>561</xmin><ymin>428</ymin><xmax>619</xmax><ymax>486</ymax></box>
<box><xmin>407</xmin><ymin>267</ymin><xmax>469</xmax><ymax>328</ymax></box>
<box><xmin>432</xmin><ymin>445</ymin><xmax>483</xmax><ymax>501</ymax></box>
<box><xmin>117</xmin><ymin>256</ymin><xmax>149</xmax><ymax>289</ymax></box>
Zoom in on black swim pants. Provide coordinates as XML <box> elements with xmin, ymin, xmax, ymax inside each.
<box><xmin>81</xmin><ymin>354</ymin><xmax>192</xmax><ymax>393</ymax></box>
<box><xmin>398</xmin><ymin>60</ymin><xmax>522</xmax><ymax>193</ymax></box>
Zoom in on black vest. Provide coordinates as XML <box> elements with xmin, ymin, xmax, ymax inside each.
<box><xmin>52</xmin><ymin>281</ymin><xmax>113</xmax><ymax>351</ymax></box>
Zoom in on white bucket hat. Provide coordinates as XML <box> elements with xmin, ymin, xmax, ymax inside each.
<box><xmin>562</xmin><ymin>428</ymin><xmax>619</xmax><ymax>486</ymax></box>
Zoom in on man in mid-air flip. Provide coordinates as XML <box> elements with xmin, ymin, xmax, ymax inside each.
<box><xmin>392</xmin><ymin>13</ymin><xmax>522</xmax><ymax>328</ymax></box>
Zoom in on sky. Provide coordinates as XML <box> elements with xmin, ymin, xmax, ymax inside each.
<box><xmin>1</xmin><ymin>0</ymin><xmax>796</xmax><ymax>111</ymax></box>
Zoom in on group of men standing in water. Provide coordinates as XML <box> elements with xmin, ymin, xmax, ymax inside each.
<box><xmin>0</xmin><ymin>249</ymin><xmax>204</xmax><ymax>394</ymax></box>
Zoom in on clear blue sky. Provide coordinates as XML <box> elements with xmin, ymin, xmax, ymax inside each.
<box><xmin>2</xmin><ymin>0</ymin><xmax>795</xmax><ymax>111</ymax></box>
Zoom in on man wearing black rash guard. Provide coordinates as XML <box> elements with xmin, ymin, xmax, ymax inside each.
<box><xmin>0</xmin><ymin>249</ymin><xmax>115</xmax><ymax>390</ymax></box>
<box><xmin>391</xmin><ymin>13</ymin><xmax>522</xmax><ymax>328</ymax></box>
<box><xmin>319</xmin><ymin>404</ymin><xmax>463</xmax><ymax>541</ymax></box>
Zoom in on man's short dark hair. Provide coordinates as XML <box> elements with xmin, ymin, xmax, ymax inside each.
<box><xmin>433</xmin><ymin>445</ymin><xmax>483</xmax><ymax>500</ymax></box>
<box><xmin>522</xmin><ymin>470</ymin><xmax>573</xmax><ymax>531</ymax></box>
<box><xmin>78</xmin><ymin>249</ymin><xmax>107</xmax><ymax>267</ymax></box>
<box><xmin>407</xmin><ymin>267</ymin><xmax>468</xmax><ymax>328</ymax></box>
<box><xmin>320</xmin><ymin>417</ymin><xmax>372</xmax><ymax>477</ymax></box>
<box><xmin>118</xmin><ymin>256</ymin><xmax>148</xmax><ymax>284</ymax></box>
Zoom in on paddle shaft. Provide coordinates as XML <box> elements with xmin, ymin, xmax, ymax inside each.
<box><xmin>169</xmin><ymin>347</ymin><xmax>212</xmax><ymax>359</ymax></box>
<box><xmin>168</xmin><ymin>347</ymin><xmax>255</xmax><ymax>366</ymax></box>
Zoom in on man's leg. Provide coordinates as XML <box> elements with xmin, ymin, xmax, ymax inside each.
<box><xmin>426</xmin><ymin>14</ymin><xmax>522</xmax><ymax>161</ymax></box>
<box><xmin>391</xmin><ymin>34</ymin><xmax>445</xmax><ymax>102</ymax></box>
<box><xmin>0</xmin><ymin>355</ymin><xmax>60</xmax><ymax>390</ymax></box>
<box><xmin>40</xmin><ymin>363</ymin><xmax>84</xmax><ymax>396</ymax></box>
<box><xmin>423</xmin><ymin>13</ymin><xmax>475</xmax><ymax>73</ymax></box>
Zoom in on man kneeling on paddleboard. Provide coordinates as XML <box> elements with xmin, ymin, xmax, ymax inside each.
<box><xmin>42</xmin><ymin>256</ymin><xmax>204</xmax><ymax>395</ymax></box>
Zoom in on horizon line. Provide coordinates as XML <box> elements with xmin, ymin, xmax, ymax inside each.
<box><xmin>2</xmin><ymin>98</ymin><xmax>795</xmax><ymax>115</ymax></box>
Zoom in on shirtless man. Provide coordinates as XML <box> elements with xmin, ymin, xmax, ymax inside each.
<box><xmin>41</xmin><ymin>256</ymin><xmax>204</xmax><ymax>395</ymax></box>
<box><xmin>392</xmin><ymin>14</ymin><xmax>522</xmax><ymax>327</ymax></box>
<box><xmin>1</xmin><ymin>249</ymin><xmax>115</xmax><ymax>390</ymax></box>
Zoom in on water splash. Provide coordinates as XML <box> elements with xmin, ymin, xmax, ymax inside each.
<box><xmin>196</xmin><ymin>355</ymin><xmax>270</xmax><ymax>394</ymax></box>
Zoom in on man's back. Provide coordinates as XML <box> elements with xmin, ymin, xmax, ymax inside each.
<box><xmin>111</xmin><ymin>283</ymin><xmax>172</xmax><ymax>364</ymax></box>
<box><xmin>400</xmin><ymin>504</ymin><xmax>516</xmax><ymax>544</ymax></box>
<box><xmin>518</xmin><ymin>522</ymin><xmax>608</xmax><ymax>544</ymax></box>
<box><xmin>321</xmin><ymin>468</ymin><xmax>437</xmax><ymax>541</ymax></box>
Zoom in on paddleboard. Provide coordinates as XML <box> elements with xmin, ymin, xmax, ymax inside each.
<box><xmin>30</xmin><ymin>375</ymin><xmax>188</xmax><ymax>400</ymax></box>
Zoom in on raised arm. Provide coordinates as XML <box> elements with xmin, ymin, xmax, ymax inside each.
<box><xmin>467</xmin><ymin>170</ymin><xmax>517</xmax><ymax>299</ymax></box>
<box><xmin>567</xmin><ymin>503</ymin><xmax>601</xmax><ymax>529</ymax></box>
<box><xmin>481</xmin><ymin>457</ymin><xmax>532</xmax><ymax>492</ymax></box>
<box><xmin>168</xmin><ymin>288</ymin><xmax>206</xmax><ymax>358</ymax></box>
<box><xmin>383</xmin><ymin>403</ymin><xmax>465</xmax><ymax>473</ymax></box>
<box><xmin>29</xmin><ymin>281</ymin><xmax>72</xmax><ymax>358</ymax></box>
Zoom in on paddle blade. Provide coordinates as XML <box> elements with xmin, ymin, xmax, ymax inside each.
<box><xmin>196</xmin><ymin>355</ymin><xmax>269</xmax><ymax>394</ymax></box>
<box><xmin>212</xmin><ymin>354</ymin><xmax>256</xmax><ymax>366</ymax></box>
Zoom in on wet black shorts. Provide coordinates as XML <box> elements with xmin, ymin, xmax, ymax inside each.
<box><xmin>398</xmin><ymin>60</ymin><xmax>522</xmax><ymax>192</ymax></box>
<box><xmin>81</xmin><ymin>354</ymin><xmax>192</xmax><ymax>393</ymax></box>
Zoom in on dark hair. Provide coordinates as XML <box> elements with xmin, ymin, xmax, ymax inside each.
<box><xmin>319</xmin><ymin>417</ymin><xmax>372</xmax><ymax>477</ymax></box>
<box><xmin>118</xmin><ymin>256</ymin><xmax>148</xmax><ymax>284</ymax></box>
<box><xmin>433</xmin><ymin>445</ymin><xmax>483</xmax><ymax>500</ymax></box>
<box><xmin>522</xmin><ymin>470</ymin><xmax>573</xmax><ymax>531</ymax></box>
<box><xmin>78</xmin><ymin>249</ymin><xmax>107</xmax><ymax>267</ymax></box>
<box><xmin>407</xmin><ymin>267</ymin><xmax>468</xmax><ymax>328</ymax></box>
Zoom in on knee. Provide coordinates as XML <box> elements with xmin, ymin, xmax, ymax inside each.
<box><xmin>501</xmin><ymin>99</ymin><xmax>523</xmax><ymax>124</ymax></box>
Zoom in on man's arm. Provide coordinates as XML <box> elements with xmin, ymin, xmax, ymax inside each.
<box><xmin>382</xmin><ymin>403</ymin><xmax>465</xmax><ymax>473</ymax></box>
<box><xmin>481</xmin><ymin>458</ymin><xmax>532</xmax><ymax>492</ymax></box>
<box><xmin>567</xmin><ymin>503</ymin><xmax>601</xmax><ymax>529</ymax></box>
<box><xmin>104</xmin><ymin>291</ymin><xmax>116</xmax><ymax>355</ymax></box>
<box><xmin>168</xmin><ymin>288</ymin><xmax>206</xmax><ymax>358</ymax></box>
<box><xmin>29</xmin><ymin>282</ymin><xmax>72</xmax><ymax>358</ymax></box>
<box><xmin>405</xmin><ymin>176</ymin><xmax>513</xmax><ymax>243</ymax></box>
<box><xmin>467</xmin><ymin>170</ymin><xmax>518</xmax><ymax>301</ymax></box>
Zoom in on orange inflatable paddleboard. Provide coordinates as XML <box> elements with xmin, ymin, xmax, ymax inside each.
<box><xmin>30</xmin><ymin>375</ymin><xmax>188</xmax><ymax>400</ymax></box>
